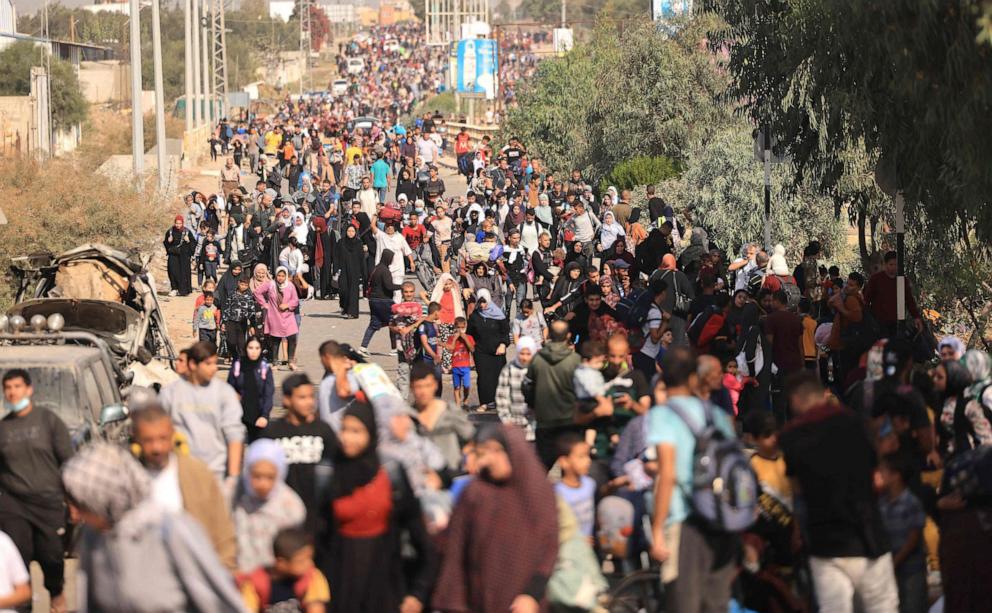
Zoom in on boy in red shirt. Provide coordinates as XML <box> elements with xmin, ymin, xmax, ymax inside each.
<box><xmin>445</xmin><ymin>316</ymin><xmax>475</xmax><ymax>409</ymax></box>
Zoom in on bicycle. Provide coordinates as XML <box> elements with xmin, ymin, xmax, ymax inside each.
<box><xmin>604</xmin><ymin>567</ymin><xmax>665</xmax><ymax>613</ymax></box>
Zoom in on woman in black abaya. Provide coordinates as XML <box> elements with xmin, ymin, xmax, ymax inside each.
<box><xmin>333</xmin><ymin>223</ymin><xmax>366</xmax><ymax>319</ymax></box>
<box><xmin>164</xmin><ymin>215</ymin><xmax>195</xmax><ymax>296</ymax></box>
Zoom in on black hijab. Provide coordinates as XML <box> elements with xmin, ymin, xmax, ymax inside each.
<box><xmin>339</xmin><ymin>225</ymin><xmax>363</xmax><ymax>254</ymax></box>
<box><xmin>331</xmin><ymin>401</ymin><xmax>380</xmax><ymax>498</ymax></box>
<box><xmin>240</xmin><ymin>344</ymin><xmax>262</xmax><ymax>424</ymax></box>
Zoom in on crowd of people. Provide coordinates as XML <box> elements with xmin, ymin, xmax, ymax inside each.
<box><xmin>3</xmin><ymin>22</ymin><xmax>991</xmax><ymax>613</ymax></box>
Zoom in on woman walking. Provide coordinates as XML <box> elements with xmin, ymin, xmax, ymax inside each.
<box><xmin>334</xmin><ymin>224</ymin><xmax>366</xmax><ymax>318</ymax></box>
<box><xmin>254</xmin><ymin>266</ymin><xmax>300</xmax><ymax>370</ymax></box>
<box><xmin>325</xmin><ymin>402</ymin><xmax>438</xmax><ymax>612</ymax></box>
<box><xmin>467</xmin><ymin>289</ymin><xmax>511</xmax><ymax>408</ymax></box>
<box><xmin>427</xmin><ymin>273</ymin><xmax>466</xmax><ymax>372</ymax></box>
<box><xmin>433</xmin><ymin>425</ymin><xmax>558</xmax><ymax>613</ymax></box>
<box><xmin>359</xmin><ymin>249</ymin><xmax>401</xmax><ymax>358</ymax></box>
<box><xmin>229</xmin><ymin>439</ymin><xmax>306</xmax><ymax>573</ymax></box>
<box><xmin>227</xmin><ymin>338</ymin><xmax>274</xmax><ymax>442</ymax></box>
<box><xmin>164</xmin><ymin>215</ymin><xmax>195</xmax><ymax>297</ymax></box>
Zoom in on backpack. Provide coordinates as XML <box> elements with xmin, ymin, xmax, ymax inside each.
<box><xmin>654</xmin><ymin>270</ymin><xmax>691</xmax><ymax>316</ymax></box>
<box><xmin>687</xmin><ymin>306</ymin><xmax>717</xmax><ymax>347</ymax></box>
<box><xmin>736</xmin><ymin>326</ymin><xmax>765</xmax><ymax>378</ymax></box>
<box><xmin>615</xmin><ymin>288</ymin><xmax>656</xmax><ymax>330</ymax></box>
<box><xmin>667</xmin><ymin>398</ymin><xmax>759</xmax><ymax>533</ymax></box>
<box><xmin>779</xmin><ymin>276</ymin><xmax>802</xmax><ymax>311</ymax></box>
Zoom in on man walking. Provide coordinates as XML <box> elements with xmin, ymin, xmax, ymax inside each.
<box><xmin>0</xmin><ymin>369</ymin><xmax>73</xmax><ymax>613</ymax></box>
<box><xmin>159</xmin><ymin>341</ymin><xmax>246</xmax><ymax>482</ymax></box>
<box><xmin>525</xmin><ymin>320</ymin><xmax>582</xmax><ymax>468</ymax></box>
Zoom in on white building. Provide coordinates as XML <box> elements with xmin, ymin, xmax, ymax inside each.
<box><xmin>81</xmin><ymin>0</ymin><xmax>151</xmax><ymax>16</ymax></box>
<box><xmin>319</xmin><ymin>3</ymin><xmax>357</xmax><ymax>24</ymax></box>
<box><xmin>268</xmin><ymin>0</ymin><xmax>295</xmax><ymax>22</ymax></box>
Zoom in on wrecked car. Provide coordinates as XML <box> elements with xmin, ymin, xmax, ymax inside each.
<box><xmin>7</xmin><ymin>243</ymin><xmax>179</xmax><ymax>391</ymax></box>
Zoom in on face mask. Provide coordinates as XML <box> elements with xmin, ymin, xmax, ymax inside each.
<box><xmin>4</xmin><ymin>397</ymin><xmax>29</xmax><ymax>413</ymax></box>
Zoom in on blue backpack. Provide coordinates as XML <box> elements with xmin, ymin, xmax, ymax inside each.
<box><xmin>667</xmin><ymin>399</ymin><xmax>758</xmax><ymax>533</ymax></box>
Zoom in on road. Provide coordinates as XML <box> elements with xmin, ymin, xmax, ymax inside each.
<box><xmin>153</xmin><ymin>154</ymin><xmax>474</xmax><ymax>410</ymax></box>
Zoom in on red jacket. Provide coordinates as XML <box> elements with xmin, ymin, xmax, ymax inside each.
<box><xmin>864</xmin><ymin>271</ymin><xmax>919</xmax><ymax>324</ymax></box>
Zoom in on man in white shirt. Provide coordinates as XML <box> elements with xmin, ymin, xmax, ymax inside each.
<box><xmin>730</xmin><ymin>243</ymin><xmax>758</xmax><ymax>292</ymax></box>
<box><xmin>570</xmin><ymin>200</ymin><xmax>600</xmax><ymax>256</ymax></box>
<box><xmin>0</xmin><ymin>530</ymin><xmax>29</xmax><ymax>612</ymax></box>
<box><xmin>357</xmin><ymin>175</ymin><xmax>378</xmax><ymax>220</ymax></box>
<box><xmin>372</xmin><ymin>221</ymin><xmax>414</xmax><ymax>301</ymax></box>
<box><xmin>131</xmin><ymin>403</ymin><xmax>238</xmax><ymax>571</ymax></box>
<box><xmin>417</xmin><ymin>133</ymin><xmax>439</xmax><ymax>166</ymax></box>
<box><xmin>635</xmin><ymin>279</ymin><xmax>672</xmax><ymax>378</ymax></box>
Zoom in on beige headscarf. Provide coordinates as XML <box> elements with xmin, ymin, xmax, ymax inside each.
<box><xmin>430</xmin><ymin>273</ymin><xmax>465</xmax><ymax>320</ymax></box>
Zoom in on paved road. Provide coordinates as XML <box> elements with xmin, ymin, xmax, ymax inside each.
<box><xmin>266</xmin><ymin>160</ymin><xmax>475</xmax><ymax>409</ymax></box>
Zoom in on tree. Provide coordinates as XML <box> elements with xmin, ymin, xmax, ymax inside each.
<box><xmin>670</xmin><ymin>119</ymin><xmax>846</xmax><ymax>260</ymax></box>
<box><xmin>501</xmin><ymin>17</ymin><xmax>729</xmax><ymax>183</ymax></box>
<box><xmin>706</xmin><ymin>0</ymin><xmax>992</xmax><ymax>242</ymax></box>
<box><xmin>0</xmin><ymin>41</ymin><xmax>88</xmax><ymax>130</ymax></box>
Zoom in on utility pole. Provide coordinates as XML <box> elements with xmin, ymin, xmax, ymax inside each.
<box><xmin>128</xmin><ymin>0</ymin><xmax>144</xmax><ymax>180</ymax></box>
<box><xmin>201</xmin><ymin>4</ymin><xmax>212</xmax><ymax>126</ymax></box>
<box><xmin>560</xmin><ymin>0</ymin><xmax>565</xmax><ymax>28</ymax></box>
<box><xmin>152</xmin><ymin>0</ymin><xmax>167</xmax><ymax>190</ymax></box>
<box><xmin>184</xmin><ymin>0</ymin><xmax>193</xmax><ymax>131</ymax></box>
<box><xmin>763</xmin><ymin>128</ymin><xmax>771</xmax><ymax>251</ymax></box>
<box><xmin>191</xmin><ymin>0</ymin><xmax>202</xmax><ymax>126</ymax></box>
<box><xmin>895</xmin><ymin>192</ymin><xmax>906</xmax><ymax>335</ymax></box>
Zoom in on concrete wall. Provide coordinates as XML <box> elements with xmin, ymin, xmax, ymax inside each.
<box><xmin>0</xmin><ymin>96</ymin><xmax>35</xmax><ymax>156</ymax></box>
<box><xmin>0</xmin><ymin>95</ymin><xmax>80</xmax><ymax>157</ymax></box>
<box><xmin>79</xmin><ymin>60</ymin><xmax>130</xmax><ymax>105</ymax></box>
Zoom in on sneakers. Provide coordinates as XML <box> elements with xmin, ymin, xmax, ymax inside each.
<box><xmin>356</xmin><ymin>346</ymin><xmax>371</xmax><ymax>359</ymax></box>
<box><xmin>168</xmin><ymin>290</ymin><xmax>178</xmax><ymax>297</ymax></box>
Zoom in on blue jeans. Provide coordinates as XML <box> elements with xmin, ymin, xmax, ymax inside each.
<box><xmin>375</xmin><ymin>186</ymin><xmax>387</xmax><ymax>203</ymax></box>
<box><xmin>361</xmin><ymin>298</ymin><xmax>393</xmax><ymax>348</ymax></box>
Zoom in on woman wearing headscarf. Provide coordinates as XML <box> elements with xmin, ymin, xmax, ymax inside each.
<box><xmin>325</xmin><ymin>402</ymin><xmax>438</xmax><ymax>613</ymax></box>
<box><xmin>598</xmin><ymin>210</ymin><xmax>625</xmax><ymax>253</ymax></box>
<box><xmin>938</xmin><ymin>336</ymin><xmax>967</xmax><ymax>361</ymax></box>
<box><xmin>253</xmin><ymin>266</ymin><xmax>300</xmax><ymax>370</ymax></box>
<box><xmin>936</xmin><ymin>351</ymin><xmax>992</xmax><ymax>612</ymax></box>
<box><xmin>395</xmin><ymin>166</ymin><xmax>418</xmax><ymax>203</ymax></box>
<box><xmin>653</xmin><ymin>253</ymin><xmax>695</xmax><ymax>347</ymax></box>
<box><xmin>467</xmin><ymin>289</ymin><xmax>511</xmax><ymax>408</ymax></box>
<box><xmin>495</xmin><ymin>338</ymin><xmax>538</xmax><ymax>441</ymax></box>
<box><xmin>466</xmin><ymin>261</ymin><xmax>505</xmax><ymax>310</ymax></box>
<box><xmin>502</xmin><ymin>203</ymin><xmax>526</xmax><ymax>238</ymax></box>
<box><xmin>609</xmin><ymin>238</ymin><xmax>636</xmax><ymax>270</ymax></box>
<box><xmin>427</xmin><ymin>273</ymin><xmax>466</xmax><ymax>372</ymax></box>
<box><xmin>249</xmin><ymin>263</ymin><xmax>271</xmax><ymax>293</ymax></box>
<box><xmin>227</xmin><ymin>338</ymin><xmax>274</xmax><ymax>442</ymax></box>
<box><xmin>932</xmin><ymin>359</ymin><xmax>982</xmax><ymax>460</ymax></box>
<box><xmin>229</xmin><ymin>439</ymin><xmax>306</xmax><ymax>572</ymax></box>
<box><xmin>213</xmin><ymin>261</ymin><xmax>243</xmax><ymax>314</ymax></box>
<box><xmin>333</xmin><ymin>224</ymin><xmax>366</xmax><ymax>319</ymax></box>
<box><xmin>545</xmin><ymin>261</ymin><xmax>586</xmax><ymax>319</ymax></box>
<box><xmin>164</xmin><ymin>215</ymin><xmax>195</xmax><ymax>297</ymax></box>
<box><xmin>564</xmin><ymin>240</ymin><xmax>589</xmax><ymax>271</ymax></box>
<box><xmin>433</xmin><ymin>425</ymin><xmax>558</xmax><ymax>613</ymax></box>
<box><xmin>678</xmin><ymin>226</ymin><xmax>708</xmax><ymax>279</ymax></box>
<box><xmin>63</xmin><ymin>444</ymin><xmax>244</xmax><ymax>612</ymax></box>
<box><xmin>312</xmin><ymin>215</ymin><xmax>335</xmax><ymax>300</ymax></box>
<box><xmin>359</xmin><ymin>249</ymin><xmax>402</xmax><ymax>357</ymax></box>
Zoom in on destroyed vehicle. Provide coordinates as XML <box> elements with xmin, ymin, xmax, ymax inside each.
<box><xmin>0</xmin><ymin>317</ymin><xmax>131</xmax><ymax>447</ymax></box>
<box><xmin>7</xmin><ymin>243</ymin><xmax>178</xmax><ymax>391</ymax></box>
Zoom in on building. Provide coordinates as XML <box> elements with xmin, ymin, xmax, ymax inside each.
<box><xmin>81</xmin><ymin>0</ymin><xmax>151</xmax><ymax>16</ymax></box>
<box><xmin>269</xmin><ymin>0</ymin><xmax>295</xmax><ymax>22</ymax></box>
<box><xmin>318</xmin><ymin>2</ymin><xmax>357</xmax><ymax>24</ymax></box>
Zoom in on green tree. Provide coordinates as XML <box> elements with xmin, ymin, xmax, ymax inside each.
<box><xmin>502</xmin><ymin>17</ymin><xmax>728</xmax><ymax>183</ymax></box>
<box><xmin>0</xmin><ymin>41</ymin><xmax>88</xmax><ymax>130</ymax></box>
<box><xmin>671</xmin><ymin>120</ymin><xmax>845</xmax><ymax>260</ymax></box>
<box><xmin>706</xmin><ymin>0</ymin><xmax>992</xmax><ymax>242</ymax></box>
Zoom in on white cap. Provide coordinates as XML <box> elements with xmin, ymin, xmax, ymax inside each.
<box><xmin>397</xmin><ymin>193</ymin><xmax>408</xmax><ymax>202</ymax></box>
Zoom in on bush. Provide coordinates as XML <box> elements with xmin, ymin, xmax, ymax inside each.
<box><xmin>0</xmin><ymin>157</ymin><xmax>175</xmax><ymax>310</ymax></box>
<box><xmin>598</xmin><ymin>156</ymin><xmax>682</xmax><ymax>193</ymax></box>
